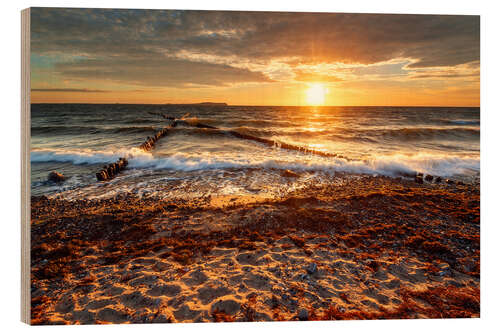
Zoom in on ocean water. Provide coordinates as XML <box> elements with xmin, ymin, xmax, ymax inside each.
<box><xmin>31</xmin><ymin>104</ymin><xmax>480</xmax><ymax>199</ymax></box>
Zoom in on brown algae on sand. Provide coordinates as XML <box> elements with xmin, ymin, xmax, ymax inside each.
<box><xmin>30</xmin><ymin>175</ymin><xmax>479</xmax><ymax>324</ymax></box>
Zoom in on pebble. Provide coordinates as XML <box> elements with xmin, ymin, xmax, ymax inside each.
<box><xmin>48</xmin><ymin>171</ymin><xmax>65</xmax><ymax>182</ymax></box>
<box><xmin>298</xmin><ymin>308</ymin><xmax>308</xmax><ymax>321</ymax></box>
<box><xmin>282</xmin><ymin>169</ymin><xmax>299</xmax><ymax>178</ymax></box>
<box><xmin>306</xmin><ymin>263</ymin><xmax>317</xmax><ymax>275</ymax></box>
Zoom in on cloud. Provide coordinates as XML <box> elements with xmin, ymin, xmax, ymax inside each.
<box><xmin>31</xmin><ymin>88</ymin><xmax>110</xmax><ymax>92</ymax></box>
<box><xmin>51</xmin><ymin>57</ymin><xmax>273</xmax><ymax>88</ymax></box>
<box><xmin>30</xmin><ymin>8</ymin><xmax>480</xmax><ymax>89</ymax></box>
<box><xmin>409</xmin><ymin>73</ymin><xmax>478</xmax><ymax>79</ymax></box>
<box><xmin>293</xmin><ymin>71</ymin><xmax>342</xmax><ymax>82</ymax></box>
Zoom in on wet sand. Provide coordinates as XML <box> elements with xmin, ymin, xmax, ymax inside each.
<box><xmin>30</xmin><ymin>174</ymin><xmax>480</xmax><ymax>324</ymax></box>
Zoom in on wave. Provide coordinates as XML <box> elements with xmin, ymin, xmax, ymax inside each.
<box><xmin>174</xmin><ymin>123</ymin><xmax>479</xmax><ymax>144</ymax></box>
<box><xmin>444</xmin><ymin>120</ymin><xmax>480</xmax><ymax>126</ymax></box>
<box><xmin>182</xmin><ymin>117</ymin><xmax>295</xmax><ymax>128</ymax></box>
<box><xmin>31</xmin><ymin>148</ymin><xmax>479</xmax><ymax>178</ymax></box>
<box><xmin>31</xmin><ymin>125</ymin><xmax>102</xmax><ymax>135</ymax></box>
<box><xmin>112</xmin><ymin>126</ymin><xmax>157</xmax><ymax>134</ymax></box>
<box><xmin>355</xmin><ymin>127</ymin><xmax>479</xmax><ymax>142</ymax></box>
<box><xmin>128</xmin><ymin>152</ymin><xmax>479</xmax><ymax>177</ymax></box>
<box><xmin>31</xmin><ymin>125</ymin><xmax>158</xmax><ymax>136</ymax></box>
<box><xmin>31</xmin><ymin>147</ymin><xmax>152</xmax><ymax>165</ymax></box>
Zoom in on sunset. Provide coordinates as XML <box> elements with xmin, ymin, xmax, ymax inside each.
<box><xmin>30</xmin><ymin>9</ymin><xmax>479</xmax><ymax>106</ymax></box>
<box><xmin>26</xmin><ymin>7</ymin><xmax>480</xmax><ymax>325</ymax></box>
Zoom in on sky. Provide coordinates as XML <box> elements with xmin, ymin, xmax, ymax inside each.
<box><xmin>30</xmin><ymin>8</ymin><xmax>480</xmax><ymax>106</ymax></box>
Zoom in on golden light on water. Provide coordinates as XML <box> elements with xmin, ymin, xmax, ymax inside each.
<box><xmin>305</xmin><ymin>83</ymin><xmax>328</xmax><ymax>106</ymax></box>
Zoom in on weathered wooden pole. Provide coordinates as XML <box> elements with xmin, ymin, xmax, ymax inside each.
<box><xmin>96</xmin><ymin>122</ymin><xmax>176</xmax><ymax>181</ymax></box>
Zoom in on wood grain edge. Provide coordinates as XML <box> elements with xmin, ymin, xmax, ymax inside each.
<box><xmin>21</xmin><ymin>7</ymin><xmax>31</xmax><ymax>325</ymax></box>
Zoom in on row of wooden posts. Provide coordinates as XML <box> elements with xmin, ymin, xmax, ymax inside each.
<box><xmin>95</xmin><ymin>123</ymin><xmax>175</xmax><ymax>181</ymax></box>
<box><xmin>95</xmin><ymin>116</ymin><xmax>441</xmax><ymax>184</ymax></box>
<box><xmin>95</xmin><ymin>117</ymin><xmax>357</xmax><ymax>181</ymax></box>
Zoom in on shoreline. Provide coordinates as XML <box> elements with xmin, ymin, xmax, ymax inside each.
<box><xmin>30</xmin><ymin>175</ymin><xmax>480</xmax><ymax>324</ymax></box>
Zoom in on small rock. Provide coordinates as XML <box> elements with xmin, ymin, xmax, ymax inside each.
<box><xmin>414</xmin><ymin>175</ymin><xmax>423</xmax><ymax>184</ymax></box>
<box><xmin>48</xmin><ymin>171</ymin><xmax>65</xmax><ymax>182</ymax></box>
<box><xmin>306</xmin><ymin>263</ymin><xmax>317</xmax><ymax>275</ymax></box>
<box><xmin>281</xmin><ymin>169</ymin><xmax>299</xmax><ymax>178</ymax></box>
<box><xmin>435</xmin><ymin>176</ymin><xmax>442</xmax><ymax>183</ymax></box>
<box><xmin>298</xmin><ymin>308</ymin><xmax>308</xmax><ymax>321</ymax></box>
<box><xmin>424</xmin><ymin>175</ymin><xmax>434</xmax><ymax>182</ymax></box>
<box><xmin>446</xmin><ymin>179</ymin><xmax>455</xmax><ymax>184</ymax></box>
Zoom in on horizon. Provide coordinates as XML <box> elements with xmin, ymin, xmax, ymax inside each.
<box><xmin>30</xmin><ymin>8</ymin><xmax>480</xmax><ymax>107</ymax></box>
<box><xmin>29</xmin><ymin>102</ymin><xmax>480</xmax><ymax>108</ymax></box>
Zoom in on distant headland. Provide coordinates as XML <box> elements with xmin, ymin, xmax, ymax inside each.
<box><xmin>164</xmin><ymin>102</ymin><xmax>228</xmax><ymax>106</ymax></box>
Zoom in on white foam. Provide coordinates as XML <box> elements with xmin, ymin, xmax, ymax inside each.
<box><xmin>31</xmin><ymin>148</ymin><xmax>479</xmax><ymax>178</ymax></box>
<box><xmin>31</xmin><ymin>147</ymin><xmax>153</xmax><ymax>165</ymax></box>
<box><xmin>127</xmin><ymin>151</ymin><xmax>479</xmax><ymax>177</ymax></box>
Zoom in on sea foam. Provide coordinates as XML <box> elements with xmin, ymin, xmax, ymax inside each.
<box><xmin>31</xmin><ymin>148</ymin><xmax>479</xmax><ymax>178</ymax></box>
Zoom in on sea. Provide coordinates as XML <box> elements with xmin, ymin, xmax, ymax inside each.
<box><xmin>30</xmin><ymin>104</ymin><xmax>480</xmax><ymax>200</ymax></box>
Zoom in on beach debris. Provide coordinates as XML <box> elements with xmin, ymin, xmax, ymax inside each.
<box><xmin>48</xmin><ymin>171</ymin><xmax>65</xmax><ymax>182</ymax></box>
<box><xmin>281</xmin><ymin>169</ymin><xmax>299</xmax><ymax>178</ymax></box>
<box><xmin>446</xmin><ymin>179</ymin><xmax>455</xmax><ymax>184</ymax></box>
<box><xmin>306</xmin><ymin>262</ymin><xmax>318</xmax><ymax>275</ymax></box>
<box><xmin>425</xmin><ymin>174</ymin><xmax>434</xmax><ymax>182</ymax></box>
<box><xmin>298</xmin><ymin>308</ymin><xmax>309</xmax><ymax>321</ymax></box>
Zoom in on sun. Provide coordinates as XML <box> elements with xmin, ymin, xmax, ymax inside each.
<box><xmin>305</xmin><ymin>83</ymin><xmax>327</xmax><ymax>105</ymax></box>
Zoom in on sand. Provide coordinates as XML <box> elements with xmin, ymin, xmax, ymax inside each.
<box><xmin>30</xmin><ymin>174</ymin><xmax>480</xmax><ymax>324</ymax></box>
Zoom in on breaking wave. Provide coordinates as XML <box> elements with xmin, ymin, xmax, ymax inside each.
<box><xmin>31</xmin><ymin>148</ymin><xmax>480</xmax><ymax>178</ymax></box>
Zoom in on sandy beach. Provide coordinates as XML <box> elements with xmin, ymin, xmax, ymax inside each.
<box><xmin>30</xmin><ymin>174</ymin><xmax>480</xmax><ymax>324</ymax></box>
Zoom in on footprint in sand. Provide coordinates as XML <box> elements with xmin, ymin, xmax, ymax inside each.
<box><xmin>147</xmin><ymin>283</ymin><xmax>181</xmax><ymax>297</ymax></box>
<box><xmin>105</xmin><ymin>285</ymin><xmax>125</xmax><ymax>296</ymax></box>
<box><xmin>173</xmin><ymin>304</ymin><xmax>201</xmax><ymax>321</ymax></box>
<box><xmin>120</xmin><ymin>291</ymin><xmax>161</xmax><ymax>309</ymax></box>
<box><xmin>362</xmin><ymin>288</ymin><xmax>390</xmax><ymax>305</ymax></box>
<box><xmin>183</xmin><ymin>269</ymin><xmax>208</xmax><ymax>286</ymax></box>
<box><xmin>243</xmin><ymin>273</ymin><xmax>271</xmax><ymax>290</ymax></box>
<box><xmin>383</xmin><ymin>278</ymin><xmax>401</xmax><ymax>290</ymax></box>
<box><xmin>55</xmin><ymin>294</ymin><xmax>75</xmax><ymax>314</ymax></box>
<box><xmin>86</xmin><ymin>298</ymin><xmax>116</xmax><ymax>310</ymax></box>
<box><xmin>197</xmin><ymin>285</ymin><xmax>232</xmax><ymax>304</ymax></box>
<box><xmin>236</xmin><ymin>251</ymin><xmax>266</xmax><ymax>266</ymax></box>
<box><xmin>95</xmin><ymin>307</ymin><xmax>129</xmax><ymax>323</ymax></box>
<box><xmin>211</xmin><ymin>298</ymin><xmax>241</xmax><ymax>316</ymax></box>
<box><xmin>128</xmin><ymin>274</ymin><xmax>159</xmax><ymax>287</ymax></box>
<box><xmin>71</xmin><ymin>309</ymin><xmax>95</xmax><ymax>324</ymax></box>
